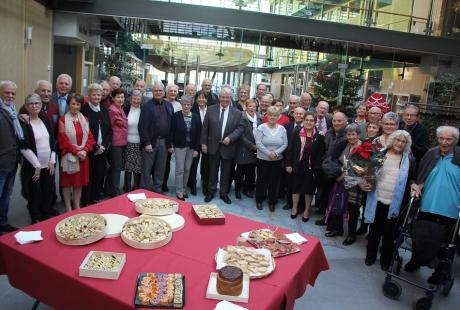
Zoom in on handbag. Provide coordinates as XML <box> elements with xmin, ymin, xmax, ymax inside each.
<box><xmin>327</xmin><ymin>182</ymin><xmax>349</xmax><ymax>217</ymax></box>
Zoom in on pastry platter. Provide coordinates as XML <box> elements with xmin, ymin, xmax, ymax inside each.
<box><xmin>79</xmin><ymin>250</ymin><xmax>126</xmax><ymax>280</ymax></box>
<box><xmin>192</xmin><ymin>204</ymin><xmax>225</xmax><ymax>225</ymax></box>
<box><xmin>141</xmin><ymin>214</ymin><xmax>185</xmax><ymax>232</ymax></box>
<box><xmin>121</xmin><ymin>216</ymin><xmax>172</xmax><ymax>250</ymax></box>
<box><xmin>215</xmin><ymin>246</ymin><xmax>275</xmax><ymax>279</ymax></box>
<box><xmin>134</xmin><ymin>272</ymin><xmax>185</xmax><ymax>308</ymax></box>
<box><xmin>55</xmin><ymin>213</ymin><xmax>107</xmax><ymax>246</ymax></box>
<box><xmin>135</xmin><ymin>198</ymin><xmax>179</xmax><ymax>216</ymax></box>
<box><xmin>246</xmin><ymin>229</ymin><xmax>300</xmax><ymax>257</ymax></box>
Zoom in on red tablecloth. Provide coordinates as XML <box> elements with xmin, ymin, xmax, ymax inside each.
<box><xmin>0</xmin><ymin>190</ymin><xmax>329</xmax><ymax>310</ymax></box>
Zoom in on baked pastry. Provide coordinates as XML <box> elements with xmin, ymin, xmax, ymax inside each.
<box><xmin>216</xmin><ymin>266</ymin><xmax>243</xmax><ymax>296</ymax></box>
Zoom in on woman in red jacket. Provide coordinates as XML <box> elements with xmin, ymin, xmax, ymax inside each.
<box><xmin>58</xmin><ymin>94</ymin><xmax>95</xmax><ymax>212</ymax></box>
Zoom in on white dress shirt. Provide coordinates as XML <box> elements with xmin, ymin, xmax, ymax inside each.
<box><xmin>219</xmin><ymin>105</ymin><xmax>230</xmax><ymax>140</ymax></box>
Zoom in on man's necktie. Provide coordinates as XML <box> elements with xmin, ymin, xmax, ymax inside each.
<box><xmin>219</xmin><ymin>108</ymin><xmax>225</xmax><ymax>140</ymax></box>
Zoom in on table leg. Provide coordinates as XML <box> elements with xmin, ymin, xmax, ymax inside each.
<box><xmin>31</xmin><ymin>300</ymin><xmax>40</xmax><ymax>310</ymax></box>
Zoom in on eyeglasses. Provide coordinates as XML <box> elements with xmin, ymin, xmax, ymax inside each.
<box><xmin>28</xmin><ymin>102</ymin><xmax>41</xmax><ymax>105</ymax></box>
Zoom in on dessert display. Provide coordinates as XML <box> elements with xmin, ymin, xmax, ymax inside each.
<box><xmin>79</xmin><ymin>251</ymin><xmax>126</xmax><ymax>280</ymax></box>
<box><xmin>135</xmin><ymin>198</ymin><xmax>179</xmax><ymax>216</ymax></box>
<box><xmin>192</xmin><ymin>204</ymin><xmax>225</xmax><ymax>224</ymax></box>
<box><xmin>217</xmin><ymin>246</ymin><xmax>274</xmax><ymax>278</ymax></box>
<box><xmin>247</xmin><ymin>229</ymin><xmax>300</xmax><ymax>257</ymax></box>
<box><xmin>134</xmin><ymin>273</ymin><xmax>185</xmax><ymax>308</ymax></box>
<box><xmin>55</xmin><ymin>213</ymin><xmax>107</xmax><ymax>246</ymax></box>
<box><xmin>121</xmin><ymin>216</ymin><xmax>172</xmax><ymax>249</ymax></box>
<box><xmin>216</xmin><ymin>266</ymin><xmax>243</xmax><ymax>296</ymax></box>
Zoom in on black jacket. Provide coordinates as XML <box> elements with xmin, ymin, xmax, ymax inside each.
<box><xmin>401</xmin><ymin>122</ymin><xmax>429</xmax><ymax>163</ymax></box>
<box><xmin>285</xmin><ymin>128</ymin><xmax>326</xmax><ymax>174</ymax></box>
<box><xmin>81</xmin><ymin>104</ymin><xmax>113</xmax><ymax>151</ymax></box>
<box><xmin>170</xmin><ymin>111</ymin><xmax>202</xmax><ymax>151</ymax></box>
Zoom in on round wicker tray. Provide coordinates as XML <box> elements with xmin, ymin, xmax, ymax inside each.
<box><xmin>55</xmin><ymin>213</ymin><xmax>107</xmax><ymax>246</ymax></box>
<box><xmin>135</xmin><ymin>198</ymin><xmax>179</xmax><ymax>216</ymax></box>
<box><xmin>121</xmin><ymin>216</ymin><xmax>173</xmax><ymax>250</ymax></box>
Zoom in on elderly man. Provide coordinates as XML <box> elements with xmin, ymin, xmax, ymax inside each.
<box><xmin>99</xmin><ymin>80</ymin><xmax>112</xmax><ymax>108</ymax></box>
<box><xmin>52</xmin><ymin>73</ymin><xmax>72</xmax><ymax>116</ymax></box>
<box><xmin>254</xmin><ymin>83</ymin><xmax>267</xmax><ymax>106</ymax></box>
<box><xmin>300</xmin><ymin>92</ymin><xmax>315</xmax><ymax>112</ymax></box>
<box><xmin>316</xmin><ymin>101</ymin><xmax>332</xmax><ymax>135</ymax></box>
<box><xmin>283</xmin><ymin>95</ymin><xmax>300</xmax><ymax>121</ymax></box>
<box><xmin>401</xmin><ymin>104</ymin><xmax>429</xmax><ymax>164</ymax></box>
<box><xmin>185</xmin><ymin>83</ymin><xmax>197</xmax><ymax>98</ymax></box>
<box><xmin>367</xmin><ymin>106</ymin><xmax>383</xmax><ymax>124</ymax></box>
<box><xmin>407</xmin><ymin>126</ymin><xmax>460</xmax><ymax>284</ymax></box>
<box><xmin>138</xmin><ymin>82</ymin><xmax>174</xmax><ymax>192</ymax></box>
<box><xmin>200</xmin><ymin>79</ymin><xmax>219</xmax><ymax>106</ymax></box>
<box><xmin>132</xmin><ymin>80</ymin><xmax>151</xmax><ymax>105</ymax></box>
<box><xmin>259</xmin><ymin>94</ymin><xmax>272</xmax><ymax>117</ymax></box>
<box><xmin>201</xmin><ymin>87</ymin><xmax>243</xmax><ymax>204</ymax></box>
<box><xmin>315</xmin><ymin>112</ymin><xmax>348</xmax><ymax>226</ymax></box>
<box><xmin>0</xmin><ymin>81</ymin><xmax>21</xmax><ymax>232</ymax></box>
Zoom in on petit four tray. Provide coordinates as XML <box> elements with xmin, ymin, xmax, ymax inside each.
<box><xmin>215</xmin><ymin>246</ymin><xmax>275</xmax><ymax>279</ymax></box>
<box><xmin>134</xmin><ymin>273</ymin><xmax>185</xmax><ymax>308</ymax></box>
<box><xmin>246</xmin><ymin>229</ymin><xmax>300</xmax><ymax>257</ymax></box>
<box><xmin>79</xmin><ymin>250</ymin><xmax>126</xmax><ymax>280</ymax></box>
<box><xmin>55</xmin><ymin>213</ymin><xmax>107</xmax><ymax>246</ymax></box>
<box><xmin>135</xmin><ymin>198</ymin><xmax>179</xmax><ymax>216</ymax></box>
<box><xmin>206</xmin><ymin>272</ymin><xmax>250</xmax><ymax>303</ymax></box>
<box><xmin>192</xmin><ymin>204</ymin><xmax>225</xmax><ymax>225</ymax></box>
<box><xmin>121</xmin><ymin>216</ymin><xmax>172</xmax><ymax>250</ymax></box>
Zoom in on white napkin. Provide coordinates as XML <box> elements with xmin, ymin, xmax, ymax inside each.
<box><xmin>14</xmin><ymin>231</ymin><xmax>43</xmax><ymax>245</ymax></box>
<box><xmin>285</xmin><ymin>232</ymin><xmax>308</xmax><ymax>244</ymax></box>
<box><xmin>215</xmin><ymin>300</ymin><xmax>248</xmax><ymax>310</ymax></box>
<box><xmin>127</xmin><ymin>193</ymin><xmax>147</xmax><ymax>202</ymax></box>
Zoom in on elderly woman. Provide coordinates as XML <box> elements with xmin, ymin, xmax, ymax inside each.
<box><xmin>262</xmin><ymin>99</ymin><xmax>290</xmax><ymax>126</ymax></box>
<box><xmin>325</xmin><ymin>124</ymin><xmax>365</xmax><ymax>243</ymax></box>
<box><xmin>353</xmin><ymin>103</ymin><xmax>367</xmax><ymax>140</ymax></box>
<box><xmin>20</xmin><ymin>94</ymin><xmax>57</xmax><ymax>222</ymax></box>
<box><xmin>107</xmin><ymin>88</ymin><xmax>128</xmax><ymax>196</ymax></box>
<box><xmin>233</xmin><ymin>85</ymin><xmax>249</xmax><ymax>111</ymax></box>
<box><xmin>58</xmin><ymin>94</ymin><xmax>95</xmax><ymax>212</ymax></box>
<box><xmin>255</xmin><ymin>106</ymin><xmax>288</xmax><ymax>211</ymax></box>
<box><xmin>170</xmin><ymin>95</ymin><xmax>201</xmax><ymax>200</ymax></box>
<box><xmin>235</xmin><ymin>99</ymin><xmax>261</xmax><ymax>199</ymax></box>
<box><xmin>189</xmin><ymin>91</ymin><xmax>209</xmax><ymax>195</ymax></box>
<box><xmin>376</xmin><ymin>112</ymin><xmax>399</xmax><ymax>148</ymax></box>
<box><xmin>285</xmin><ymin>112</ymin><xmax>325</xmax><ymax>221</ymax></box>
<box><xmin>123</xmin><ymin>90</ymin><xmax>143</xmax><ymax>192</ymax></box>
<box><xmin>81</xmin><ymin>83</ymin><xmax>112</xmax><ymax>205</ymax></box>
<box><xmin>362</xmin><ymin>130</ymin><xmax>416</xmax><ymax>270</ymax></box>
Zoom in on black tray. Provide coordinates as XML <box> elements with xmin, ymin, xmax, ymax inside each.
<box><xmin>134</xmin><ymin>273</ymin><xmax>185</xmax><ymax>308</ymax></box>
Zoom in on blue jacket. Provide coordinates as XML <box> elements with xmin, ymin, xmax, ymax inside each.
<box><xmin>170</xmin><ymin>111</ymin><xmax>201</xmax><ymax>151</ymax></box>
<box><xmin>138</xmin><ymin>98</ymin><xmax>174</xmax><ymax>148</ymax></box>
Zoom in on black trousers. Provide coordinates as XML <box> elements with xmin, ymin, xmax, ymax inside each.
<box><xmin>256</xmin><ymin>159</ymin><xmax>282</xmax><ymax>204</ymax></box>
<box><xmin>316</xmin><ymin>176</ymin><xmax>334</xmax><ymax>214</ymax></box>
<box><xmin>207</xmin><ymin>153</ymin><xmax>233</xmax><ymax>195</ymax></box>
<box><xmin>188</xmin><ymin>152</ymin><xmax>200</xmax><ymax>188</ymax></box>
<box><xmin>82</xmin><ymin>152</ymin><xmax>108</xmax><ymax>206</ymax></box>
<box><xmin>26</xmin><ymin>168</ymin><xmax>56</xmax><ymax>222</ymax></box>
<box><xmin>162</xmin><ymin>152</ymin><xmax>172</xmax><ymax>189</ymax></box>
<box><xmin>235</xmin><ymin>163</ymin><xmax>256</xmax><ymax>193</ymax></box>
<box><xmin>366</xmin><ymin>202</ymin><xmax>397</xmax><ymax>265</ymax></box>
<box><xmin>347</xmin><ymin>203</ymin><xmax>361</xmax><ymax>237</ymax></box>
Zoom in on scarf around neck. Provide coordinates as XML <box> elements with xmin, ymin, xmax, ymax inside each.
<box><xmin>0</xmin><ymin>98</ymin><xmax>24</xmax><ymax>140</ymax></box>
<box><xmin>61</xmin><ymin>112</ymin><xmax>89</xmax><ymax>174</ymax></box>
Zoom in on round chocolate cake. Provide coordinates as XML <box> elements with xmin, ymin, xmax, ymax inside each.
<box><xmin>216</xmin><ymin>266</ymin><xmax>243</xmax><ymax>296</ymax></box>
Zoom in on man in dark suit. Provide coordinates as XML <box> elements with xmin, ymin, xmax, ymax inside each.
<box><xmin>300</xmin><ymin>92</ymin><xmax>316</xmax><ymax>112</ymax></box>
<box><xmin>201</xmin><ymin>87</ymin><xmax>244</xmax><ymax>204</ymax></box>
<box><xmin>200</xmin><ymin>79</ymin><xmax>219</xmax><ymax>106</ymax></box>
<box><xmin>138</xmin><ymin>82</ymin><xmax>174</xmax><ymax>193</ymax></box>
<box><xmin>51</xmin><ymin>73</ymin><xmax>72</xmax><ymax>117</ymax></box>
<box><xmin>401</xmin><ymin>104</ymin><xmax>429</xmax><ymax>165</ymax></box>
<box><xmin>315</xmin><ymin>100</ymin><xmax>332</xmax><ymax>135</ymax></box>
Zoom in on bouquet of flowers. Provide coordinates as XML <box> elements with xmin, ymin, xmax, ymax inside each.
<box><xmin>343</xmin><ymin>140</ymin><xmax>385</xmax><ymax>189</ymax></box>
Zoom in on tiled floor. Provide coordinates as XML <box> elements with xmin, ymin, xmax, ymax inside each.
<box><xmin>1</xmin><ymin>168</ymin><xmax>459</xmax><ymax>310</ymax></box>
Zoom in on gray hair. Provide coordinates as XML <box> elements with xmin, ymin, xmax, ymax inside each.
<box><xmin>220</xmin><ymin>86</ymin><xmax>233</xmax><ymax>97</ymax></box>
<box><xmin>166</xmin><ymin>83</ymin><xmax>178</xmax><ymax>92</ymax></box>
<box><xmin>180</xmin><ymin>95</ymin><xmax>193</xmax><ymax>104</ymax></box>
<box><xmin>354</xmin><ymin>102</ymin><xmax>367</xmax><ymax>110</ymax></box>
<box><xmin>386</xmin><ymin>130</ymin><xmax>412</xmax><ymax>154</ymax></box>
<box><xmin>109</xmin><ymin>76</ymin><xmax>121</xmax><ymax>83</ymax></box>
<box><xmin>436</xmin><ymin>126</ymin><xmax>459</xmax><ymax>140</ymax></box>
<box><xmin>382</xmin><ymin>112</ymin><xmax>400</xmax><ymax>125</ymax></box>
<box><xmin>345</xmin><ymin>123</ymin><xmax>361</xmax><ymax>135</ymax></box>
<box><xmin>25</xmin><ymin>93</ymin><xmax>42</xmax><ymax>104</ymax></box>
<box><xmin>404</xmin><ymin>104</ymin><xmax>420</xmax><ymax>115</ymax></box>
<box><xmin>317</xmin><ymin>100</ymin><xmax>330</xmax><ymax>110</ymax></box>
<box><xmin>88</xmin><ymin>83</ymin><xmax>103</xmax><ymax>93</ymax></box>
<box><xmin>0</xmin><ymin>80</ymin><xmax>17</xmax><ymax>90</ymax></box>
<box><xmin>152</xmin><ymin>82</ymin><xmax>165</xmax><ymax>90</ymax></box>
<box><xmin>289</xmin><ymin>95</ymin><xmax>300</xmax><ymax>103</ymax></box>
<box><xmin>35</xmin><ymin>80</ymin><xmax>52</xmax><ymax>91</ymax></box>
<box><xmin>131</xmin><ymin>90</ymin><xmax>142</xmax><ymax>98</ymax></box>
<box><xmin>56</xmin><ymin>73</ymin><xmax>72</xmax><ymax>87</ymax></box>
<box><xmin>266</xmin><ymin>106</ymin><xmax>281</xmax><ymax>117</ymax></box>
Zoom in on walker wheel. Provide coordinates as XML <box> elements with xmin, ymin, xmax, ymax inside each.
<box><xmin>414</xmin><ymin>295</ymin><xmax>433</xmax><ymax>310</ymax></box>
<box><xmin>382</xmin><ymin>280</ymin><xmax>402</xmax><ymax>300</ymax></box>
<box><xmin>442</xmin><ymin>278</ymin><xmax>454</xmax><ymax>296</ymax></box>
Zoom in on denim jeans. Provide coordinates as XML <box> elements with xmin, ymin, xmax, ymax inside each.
<box><xmin>0</xmin><ymin>168</ymin><xmax>17</xmax><ymax>225</ymax></box>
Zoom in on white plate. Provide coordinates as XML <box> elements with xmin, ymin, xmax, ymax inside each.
<box><xmin>102</xmin><ymin>214</ymin><xmax>130</xmax><ymax>238</ymax></box>
<box><xmin>152</xmin><ymin>214</ymin><xmax>185</xmax><ymax>232</ymax></box>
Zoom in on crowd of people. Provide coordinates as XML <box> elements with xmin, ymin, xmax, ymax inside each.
<box><xmin>0</xmin><ymin>76</ymin><xmax>459</xmax><ymax>281</ymax></box>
